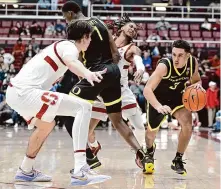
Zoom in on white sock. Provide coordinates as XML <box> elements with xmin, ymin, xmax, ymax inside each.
<box><xmin>20</xmin><ymin>156</ymin><xmax>35</xmax><ymax>172</ymax></box>
<box><xmin>74</xmin><ymin>152</ymin><xmax>87</xmax><ymax>174</ymax></box>
<box><xmin>89</xmin><ymin>140</ymin><xmax>99</xmax><ymax>148</ymax></box>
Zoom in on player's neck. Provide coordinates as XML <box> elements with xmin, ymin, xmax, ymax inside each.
<box><xmin>115</xmin><ymin>35</ymin><xmax>130</xmax><ymax>48</ymax></box>
<box><xmin>75</xmin><ymin>12</ymin><xmax>87</xmax><ymax>20</ymax></box>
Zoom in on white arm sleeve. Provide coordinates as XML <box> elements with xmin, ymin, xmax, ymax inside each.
<box><xmin>134</xmin><ymin>55</ymin><xmax>145</xmax><ymax>71</ymax></box>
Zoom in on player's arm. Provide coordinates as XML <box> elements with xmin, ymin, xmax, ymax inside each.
<box><xmin>130</xmin><ymin>46</ymin><xmax>145</xmax><ymax>84</ymax></box>
<box><xmin>143</xmin><ymin>63</ymin><xmax>171</xmax><ymax>114</ymax></box>
<box><xmin>189</xmin><ymin>58</ymin><xmax>205</xmax><ymax>92</ymax></box>
<box><xmin>63</xmin><ymin>55</ymin><xmax>106</xmax><ymax>86</ymax></box>
<box><xmin>107</xmin><ymin>30</ymin><xmax>121</xmax><ymax>64</ymax></box>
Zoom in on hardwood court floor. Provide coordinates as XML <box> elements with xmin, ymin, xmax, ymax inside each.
<box><xmin>0</xmin><ymin>126</ymin><xmax>220</xmax><ymax>189</ymax></box>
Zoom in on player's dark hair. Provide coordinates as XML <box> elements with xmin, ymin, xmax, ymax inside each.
<box><xmin>113</xmin><ymin>14</ymin><xmax>134</xmax><ymax>31</ymax></box>
<box><xmin>67</xmin><ymin>20</ymin><xmax>93</xmax><ymax>41</ymax></box>
<box><xmin>62</xmin><ymin>1</ymin><xmax>81</xmax><ymax>13</ymax></box>
<box><xmin>172</xmin><ymin>40</ymin><xmax>191</xmax><ymax>53</ymax></box>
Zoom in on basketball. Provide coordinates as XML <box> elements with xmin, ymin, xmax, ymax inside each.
<box><xmin>182</xmin><ymin>86</ymin><xmax>207</xmax><ymax>112</ymax></box>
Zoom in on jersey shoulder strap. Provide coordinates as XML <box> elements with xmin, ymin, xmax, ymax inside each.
<box><xmin>157</xmin><ymin>57</ymin><xmax>172</xmax><ymax>79</ymax></box>
<box><xmin>189</xmin><ymin>55</ymin><xmax>196</xmax><ymax>77</ymax></box>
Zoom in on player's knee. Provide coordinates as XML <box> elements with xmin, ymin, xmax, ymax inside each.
<box><xmin>146</xmin><ymin>130</ymin><xmax>157</xmax><ymax>141</ymax></box>
<box><xmin>36</xmin><ymin>120</ymin><xmax>55</xmax><ymax>133</ymax></box>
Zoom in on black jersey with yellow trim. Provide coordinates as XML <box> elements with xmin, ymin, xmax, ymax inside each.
<box><xmin>82</xmin><ymin>17</ymin><xmax>113</xmax><ymax>69</ymax></box>
<box><xmin>154</xmin><ymin>55</ymin><xmax>196</xmax><ymax>100</ymax></box>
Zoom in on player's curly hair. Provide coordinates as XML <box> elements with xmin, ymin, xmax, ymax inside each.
<box><xmin>107</xmin><ymin>14</ymin><xmax>140</xmax><ymax>37</ymax></box>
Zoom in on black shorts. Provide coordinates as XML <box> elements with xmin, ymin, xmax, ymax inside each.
<box><xmin>69</xmin><ymin>63</ymin><xmax>121</xmax><ymax>113</ymax></box>
<box><xmin>147</xmin><ymin>97</ymin><xmax>184</xmax><ymax>130</ymax></box>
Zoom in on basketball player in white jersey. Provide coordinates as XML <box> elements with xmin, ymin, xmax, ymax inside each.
<box><xmin>6</xmin><ymin>20</ymin><xmax>111</xmax><ymax>186</ymax></box>
<box><xmin>87</xmin><ymin>15</ymin><xmax>147</xmax><ymax>169</ymax></box>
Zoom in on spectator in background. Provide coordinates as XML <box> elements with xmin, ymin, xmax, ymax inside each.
<box><xmin>155</xmin><ymin>16</ymin><xmax>171</xmax><ymax>31</ymax></box>
<box><xmin>7</xmin><ymin>64</ymin><xmax>16</xmax><ymax>75</ymax></box>
<box><xmin>12</xmin><ymin>38</ymin><xmax>26</xmax><ymax>56</ymax></box>
<box><xmin>104</xmin><ymin>0</ymin><xmax>114</xmax><ymax>10</ymax></box>
<box><xmin>0</xmin><ymin>55</ymin><xmax>6</xmax><ymax>88</ymax></box>
<box><xmin>0</xmin><ymin>48</ymin><xmax>15</xmax><ymax>65</ymax></box>
<box><xmin>202</xmin><ymin>54</ymin><xmax>220</xmax><ymax>69</ymax></box>
<box><xmin>23</xmin><ymin>44</ymin><xmax>36</xmax><ymax>64</ymax></box>
<box><xmin>206</xmin><ymin>81</ymin><xmax>219</xmax><ymax>127</ymax></box>
<box><xmin>142</xmin><ymin>50</ymin><xmax>152</xmax><ymax>69</ymax></box>
<box><xmin>55</xmin><ymin>19</ymin><xmax>66</xmax><ymax>36</ymax></box>
<box><xmin>150</xmin><ymin>42</ymin><xmax>162</xmax><ymax>57</ymax></box>
<box><xmin>212</xmin><ymin>110</ymin><xmax>221</xmax><ymax>132</ymax></box>
<box><xmin>29</xmin><ymin>38</ymin><xmax>40</xmax><ymax>54</ymax></box>
<box><xmin>147</xmin><ymin>30</ymin><xmax>161</xmax><ymax>41</ymax></box>
<box><xmin>196</xmin><ymin>48</ymin><xmax>208</xmax><ymax>62</ymax></box>
<box><xmin>30</xmin><ymin>21</ymin><xmax>43</xmax><ymax>36</ymax></box>
<box><xmin>10</xmin><ymin>22</ymin><xmax>23</xmax><ymax>35</ymax></box>
<box><xmin>208</xmin><ymin>0</ymin><xmax>220</xmax><ymax>14</ymax></box>
<box><xmin>0</xmin><ymin>98</ymin><xmax>14</xmax><ymax>125</ymax></box>
<box><xmin>82</xmin><ymin>0</ymin><xmax>89</xmax><ymax>16</ymax></box>
<box><xmin>45</xmin><ymin>22</ymin><xmax>55</xmax><ymax>36</ymax></box>
<box><xmin>212</xmin><ymin>19</ymin><xmax>220</xmax><ymax>31</ymax></box>
<box><xmin>201</xmin><ymin>18</ymin><xmax>212</xmax><ymax>31</ymax></box>
<box><xmin>38</xmin><ymin>0</ymin><xmax>50</xmax><ymax>10</ymax></box>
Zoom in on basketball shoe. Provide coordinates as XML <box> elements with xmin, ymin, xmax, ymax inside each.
<box><xmin>70</xmin><ymin>156</ymin><xmax>102</xmax><ymax>174</ymax></box>
<box><xmin>135</xmin><ymin>149</ymin><xmax>154</xmax><ymax>174</ymax></box>
<box><xmin>171</xmin><ymin>158</ymin><xmax>187</xmax><ymax>175</ymax></box>
<box><xmin>71</xmin><ymin>164</ymin><xmax>111</xmax><ymax>186</ymax></box>
<box><xmin>15</xmin><ymin>167</ymin><xmax>52</xmax><ymax>182</ymax></box>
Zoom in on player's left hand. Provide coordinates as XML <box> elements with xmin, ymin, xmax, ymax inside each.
<box><xmin>134</xmin><ymin>69</ymin><xmax>144</xmax><ymax>84</ymax></box>
<box><xmin>190</xmin><ymin>83</ymin><xmax>206</xmax><ymax>92</ymax></box>
<box><xmin>86</xmin><ymin>68</ymin><xmax>107</xmax><ymax>86</ymax></box>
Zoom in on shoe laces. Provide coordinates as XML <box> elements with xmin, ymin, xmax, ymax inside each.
<box><xmin>174</xmin><ymin>159</ymin><xmax>187</xmax><ymax>169</ymax></box>
<box><xmin>81</xmin><ymin>164</ymin><xmax>97</xmax><ymax>175</ymax></box>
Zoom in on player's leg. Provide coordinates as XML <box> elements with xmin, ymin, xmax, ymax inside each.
<box><xmin>121</xmin><ymin>88</ymin><xmax>146</xmax><ymax>146</ymax></box>
<box><xmin>144</xmin><ymin>103</ymin><xmax>166</xmax><ymax>173</ymax></box>
<box><xmin>55</xmin><ymin>93</ymin><xmax>111</xmax><ymax>185</ymax></box>
<box><xmin>171</xmin><ymin>107</ymin><xmax>192</xmax><ymax>175</ymax></box>
<box><xmin>89</xmin><ymin>100</ymin><xmax>108</xmax><ymax>155</ymax></box>
<box><xmin>15</xmin><ymin>119</ymin><xmax>55</xmax><ymax>182</ymax></box>
<box><xmin>88</xmin><ymin>118</ymin><xmax>102</xmax><ymax>155</ymax></box>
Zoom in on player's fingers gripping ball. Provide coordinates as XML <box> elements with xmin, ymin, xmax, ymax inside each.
<box><xmin>182</xmin><ymin>85</ymin><xmax>207</xmax><ymax>112</ymax></box>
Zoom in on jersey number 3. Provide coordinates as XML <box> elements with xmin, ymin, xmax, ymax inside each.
<box><xmin>169</xmin><ymin>82</ymin><xmax>180</xmax><ymax>90</ymax></box>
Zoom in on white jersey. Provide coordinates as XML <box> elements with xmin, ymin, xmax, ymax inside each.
<box><xmin>11</xmin><ymin>40</ymin><xmax>79</xmax><ymax>95</ymax></box>
<box><xmin>118</xmin><ymin>43</ymin><xmax>134</xmax><ymax>87</ymax></box>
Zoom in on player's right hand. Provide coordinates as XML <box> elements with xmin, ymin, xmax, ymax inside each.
<box><xmin>156</xmin><ymin>105</ymin><xmax>171</xmax><ymax>115</ymax></box>
<box><xmin>85</xmin><ymin>68</ymin><xmax>107</xmax><ymax>86</ymax></box>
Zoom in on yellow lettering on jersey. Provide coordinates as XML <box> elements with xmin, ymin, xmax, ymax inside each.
<box><xmin>93</xmin><ymin>26</ymin><xmax>103</xmax><ymax>41</ymax></box>
<box><xmin>169</xmin><ymin>82</ymin><xmax>180</xmax><ymax>90</ymax></box>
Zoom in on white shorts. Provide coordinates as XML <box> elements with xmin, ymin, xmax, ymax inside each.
<box><xmin>6</xmin><ymin>85</ymin><xmax>64</xmax><ymax>127</ymax></box>
<box><xmin>92</xmin><ymin>87</ymin><xmax>137</xmax><ymax>121</ymax></box>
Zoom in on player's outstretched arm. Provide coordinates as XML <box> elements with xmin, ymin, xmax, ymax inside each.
<box><xmin>130</xmin><ymin>46</ymin><xmax>145</xmax><ymax>84</ymax></box>
<box><xmin>64</xmin><ymin>57</ymin><xmax>107</xmax><ymax>86</ymax></box>
<box><xmin>143</xmin><ymin>63</ymin><xmax>171</xmax><ymax>114</ymax></box>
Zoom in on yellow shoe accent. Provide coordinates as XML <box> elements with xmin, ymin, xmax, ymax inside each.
<box><xmin>181</xmin><ymin>171</ymin><xmax>187</xmax><ymax>176</ymax></box>
<box><xmin>144</xmin><ymin>163</ymin><xmax>155</xmax><ymax>174</ymax></box>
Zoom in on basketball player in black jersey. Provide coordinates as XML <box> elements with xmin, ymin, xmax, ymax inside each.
<box><xmin>62</xmin><ymin>1</ymin><xmax>151</xmax><ymax>174</ymax></box>
<box><xmin>144</xmin><ymin>40</ymin><xmax>205</xmax><ymax>175</ymax></box>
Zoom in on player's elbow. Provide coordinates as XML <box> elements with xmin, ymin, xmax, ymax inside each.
<box><xmin>143</xmin><ymin>85</ymin><xmax>152</xmax><ymax>99</ymax></box>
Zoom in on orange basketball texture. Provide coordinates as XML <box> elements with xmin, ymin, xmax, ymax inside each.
<box><xmin>182</xmin><ymin>86</ymin><xmax>207</xmax><ymax>111</ymax></box>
